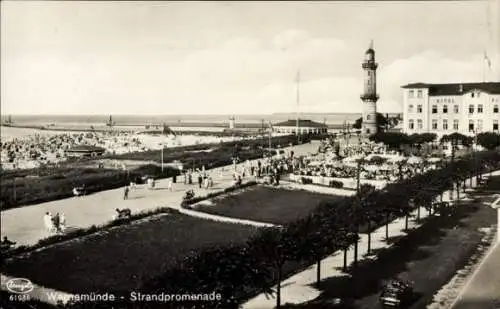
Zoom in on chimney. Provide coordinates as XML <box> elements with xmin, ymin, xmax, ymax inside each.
<box><xmin>459</xmin><ymin>84</ymin><xmax>463</xmax><ymax>93</ymax></box>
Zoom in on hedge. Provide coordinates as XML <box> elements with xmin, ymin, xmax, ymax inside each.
<box><xmin>180</xmin><ymin>181</ymin><xmax>258</xmax><ymax>209</ymax></box>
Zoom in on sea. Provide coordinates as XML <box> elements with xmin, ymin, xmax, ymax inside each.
<box><xmin>1</xmin><ymin>113</ymin><xmax>403</xmax><ymax>140</ymax></box>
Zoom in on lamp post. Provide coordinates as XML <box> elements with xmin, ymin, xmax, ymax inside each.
<box><xmin>160</xmin><ymin>143</ymin><xmax>164</xmax><ymax>173</ymax></box>
<box><xmin>490</xmin><ymin>195</ymin><xmax>500</xmax><ymax>244</ymax></box>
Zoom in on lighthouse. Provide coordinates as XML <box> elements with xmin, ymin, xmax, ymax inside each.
<box><xmin>360</xmin><ymin>41</ymin><xmax>379</xmax><ymax>135</ymax></box>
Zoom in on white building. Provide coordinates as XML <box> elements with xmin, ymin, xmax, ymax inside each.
<box><xmin>402</xmin><ymin>82</ymin><xmax>500</xmax><ymax>137</ymax></box>
<box><xmin>273</xmin><ymin>119</ymin><xmax>328</xmax><ymax>135</ymax></box>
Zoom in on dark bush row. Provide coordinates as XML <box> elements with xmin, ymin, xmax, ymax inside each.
<box><xmin>180</xmin><ymin>181</ymin><xmax>258</xmax><ymax>209</ymax></box>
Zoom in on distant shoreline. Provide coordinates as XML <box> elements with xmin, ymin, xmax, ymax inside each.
<box><xmin>1</xmin><ymin>122</ymin><xmax>346</xmax><ymax>132</ymax></box>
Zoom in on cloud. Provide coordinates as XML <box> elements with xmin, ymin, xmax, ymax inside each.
<box><xmin>3</xmin><ymin>26</ymin><xmax>498</xmax><ymax>115</ymax></box>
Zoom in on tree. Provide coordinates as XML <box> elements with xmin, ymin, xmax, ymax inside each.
<box><xmin>476</xmin><ymin>132</ymin><xmax>500</xmax><ymax>150</ymax></box>
<box><xmin>293</xmin><ymin>214</ymin><xmax>344</xmax><ymax>288</ymax></box>
<box><xmin>369</xmin><ymin>132</ymin><xmax>411</xmax><ymax>151</ymax></box>
<box><xmin>440</xmin><ymin>133</ymin><xmax>473</xmax><ymax>162</ymax></box>
<box><xmin>248</xmin><ymin>227</ymin><xmax>297</xmax><ymax>309</ymax></box>
<box><xmin>352</xmin><ymin>113</ymin><xmax>389</xmax><ymax>132</ymax></box>
<box><xmin>410</xmin><ymin>133</ymin><xmax>437</xmax><ymax>146</ymax></box>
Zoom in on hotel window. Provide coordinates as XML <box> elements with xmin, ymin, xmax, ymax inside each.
<box><xmin>432</xmin><ymin>105</ymin><xmax>438</xmax><ymax>114</ymax></box>
<box><xmin>417</xmin><ymin>105</ymin><xmax>422</xmax><ymax>113</ymax></box>
<box><xmin>469</xmin><ymin>120</ymin><xmax>474</xmax><ymax>132</ymax></box>
<box><xmin>409</xmin><ymin>90</ymin><xmax>414</xmax><ymax>98</ymax></box>
<box><xmin>469</xmin><ymin>105</ymin><xmax>474</xmax><ymax>114</ymax></box>
<box><xmin>477</xmin><ymin>119</ymin><xmax>483</xmax><ymax>131</ymax></box>
<box><xmin>408</xmin><ymin>104</ymin><xmax>414</xmax><ymax>113</ymax></box>
<box><xmin>432</xmin><ymin>119</ymin><xmax>438</xmax><ymax>130</ymax></box>
<box><xmin>417</xmin><ymin>90</ymin><xmax>422</xmax><ymax>98</ymax></box>
<box><xmin>454</xmin><ymin>105</ymin><xmax>459</xmax><ymax>113</ymax></box>
<box><xmin>443</xmin><ymin>105</ymin><xmax>448</xmax><ymax>113</ymax></box>
<box><xmin>494</xmin><ymin>104</ymin><xmax>499</xmax><ymax>113</ymax></box>
<box><xmin>443</xmin><ymin>119</ymin><xmax>448</xmax><ymax>130</ymax></box>
<box><xmin>478</xmin><ymin>104</ymin><xmax>483</xmax><ymax>113</ymax></box>
<box><xmin>453</xmin><ymin>119</ymin><xmax>459</xmax><ymax>130</ymax></box>
<box><xmin>409</xmin><ymin>120</ymin><xmax>414</xmax><ymax>130</ymax></box>
<box><xmin>494</xmin><ymin>120</ymin><xmax>499</xmax><ymax>131</ymax></box>
<box><xmin>417</xmin><ymin>119</ymin><xmax>423</xmax><ymax>129</ymax></box>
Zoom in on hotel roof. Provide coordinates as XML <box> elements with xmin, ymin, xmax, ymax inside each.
<box><xmin>401</xmin><ymin>82</ymin><xmax>500</xmax><ymax>96</ymax></box>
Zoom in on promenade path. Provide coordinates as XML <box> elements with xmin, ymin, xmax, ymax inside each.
<box><xmin>0</xmin><ymin>141</ymin><xmax>320</xmax><ymax>247</ymax></box>
<box><xmin>242</xmin><ymin>171</ymin><xmax>500</xmax><ymax>309</ymax></box>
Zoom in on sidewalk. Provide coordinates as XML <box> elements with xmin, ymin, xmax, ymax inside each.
<box><xmin>450</xmin><ymin>243</ymin><xmax>500</xmax><ymax>309</ymax></box>
<box><xmin>0</xmin><ymin>142</ymin><xmax>319</xmax><ymax>247</ymax></box>
<box><xmin>242</xmin><ymin>171</ymin><xmax>500</xmax><ymax>309</ymax></box>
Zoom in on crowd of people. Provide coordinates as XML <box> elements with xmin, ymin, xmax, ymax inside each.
<box><xmin>291</xmin><ymin>137</ymin><xmax>442</xmax><ymax>183</ymax></box>
<box><xmin>0</xmin><ymin>129</ymin><xmax>246</xmax><ymax>171</ymax></box>
<box><xmin>43</xmin><ymin>212</ymin><xmax>66</xmax><ymax>234</ymax></box>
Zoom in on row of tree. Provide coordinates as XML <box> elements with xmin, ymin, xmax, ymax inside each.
<box><xmin>369</xmin><ymin>132</ymin><xmax>500</xmax><ymax>153</ymax></box>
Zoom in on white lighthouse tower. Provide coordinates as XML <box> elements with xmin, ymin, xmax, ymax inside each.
<box><xmin>361</xmin><ymin>41</ymin><xmax>379</xmax><ymax>135</ymax></box>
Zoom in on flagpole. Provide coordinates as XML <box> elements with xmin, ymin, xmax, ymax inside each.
<box><xmin>483</xmin><ymin>53</ymin><xmax>486</xmax><ymax>83</ymax></box>
<box><xmin>296</xmin><ymin>70</ymin><xmax>300</xmax><ymax>143</ymax></box>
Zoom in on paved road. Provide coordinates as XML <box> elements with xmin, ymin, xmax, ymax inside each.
<box><xmin>0</xmin><ymin>142</ymin><xmax>320</xmax><ymax>246</ymax></box>
<box><xmin>451</xmin><ymin>243</ymin><xmax>500</xmax><ymax>309</ymax></box>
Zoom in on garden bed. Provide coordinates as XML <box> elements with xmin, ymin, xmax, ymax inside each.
<box><xmin>1</xmin><ymin>213</ymin><xmax>260</xmax><ymax>294</ymax></box>
<box><xmin>194</xmin><ymin>186</ymin><xmax>342</xmax><ymax>225</ymax></box>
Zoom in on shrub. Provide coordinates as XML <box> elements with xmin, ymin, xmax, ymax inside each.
<box><xmin>300</xmin><ymin>177</ymin><xmax>313</xmax><ymax>184</ymax></box>
<box><xmin>329</xmin><ymin>180</ymin><xmax>344</xmax><ymax>188</ymax></box>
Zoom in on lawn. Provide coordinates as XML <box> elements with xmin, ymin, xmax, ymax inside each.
<box><xmin>194</xmin><ymin>186</ymin><xmax>342</xmax><ymax>225</ymax></box>
<box><xmin>2</xmin><ymin>213</ymin><xmax>260</xmax><ymax>294</ymax></box>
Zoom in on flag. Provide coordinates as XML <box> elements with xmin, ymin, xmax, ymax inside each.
<box><xmin>484</xmin><ymin>51</ymin><xmax>492</xmax><ymax>69</ymax></box>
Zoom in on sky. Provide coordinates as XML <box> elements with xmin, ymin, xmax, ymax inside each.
<box><xmin>1</xmin><ymin>1</ymin><xmax>499</xmax><ymax>115</ymax></box>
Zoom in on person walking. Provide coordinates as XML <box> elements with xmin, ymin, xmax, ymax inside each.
<box><xmin>198</xmin><ymin>174</ymin><xmax>203</xmax><ymax>188</ymax></box>
<box><xmin>53</xmin><ymin>213</ymin><xmax>61</xmax><ymax>233</ymax></box>
<box><xmin>59</xmin><ymin>212</ymin><xmax>66</xmax><ymax>232</ymax></box>
<box><xmin>124</xmin><ymin>186</ymin><xmax>129</xmax><ymax>200</ymax></box>
<box><xmin>167</xmin><ymin>179</ymin><xmax>173</xmax><ymax>191</ymax></box>
<box><xmin>43</xmin><ymin>212</ymin><xmax>53</xmax><ymax>233</ymax></box>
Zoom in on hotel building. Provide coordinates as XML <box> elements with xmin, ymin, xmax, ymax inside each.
<box><xmin>402</xmin><ymin>82</ymin><xmax>500</xmax><ymax>136</ymax></box>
